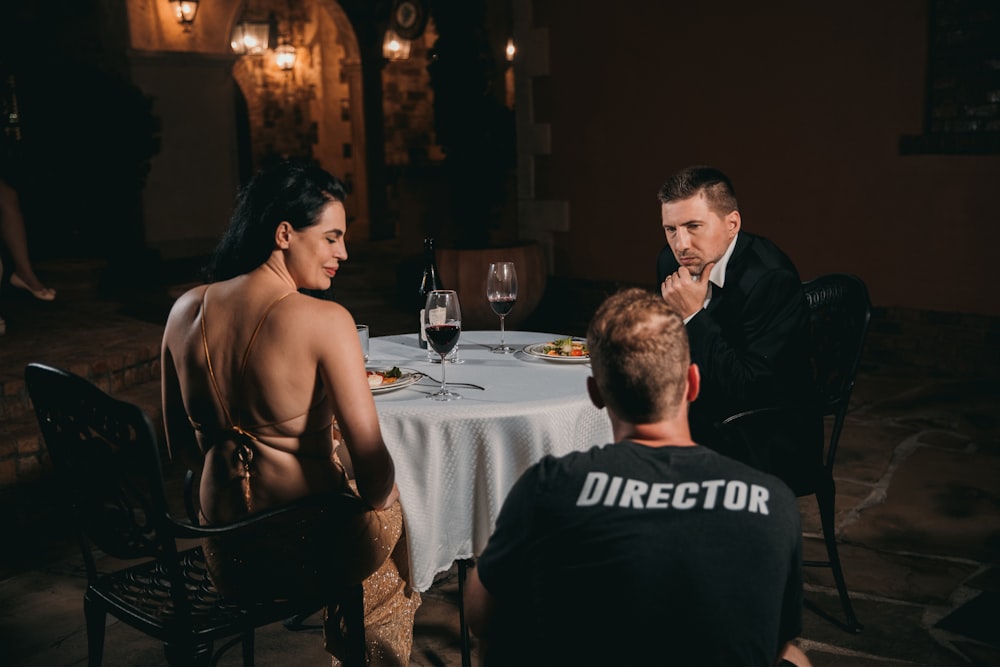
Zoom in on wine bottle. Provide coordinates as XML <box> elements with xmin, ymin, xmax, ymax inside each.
<box><xmin>417</xmin><ymin>237</ymin><xmax>442</xmax><ymax>349</ymax></box>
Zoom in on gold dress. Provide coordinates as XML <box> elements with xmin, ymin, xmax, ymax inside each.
<box><xmin>323</xmin><ymin>496</ymin><xmax>421</xmax><ymax>667</ymax></box>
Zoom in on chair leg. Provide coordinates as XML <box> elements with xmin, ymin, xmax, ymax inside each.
<box><xmin>164</xmin><ymin>640</ymin><xmax>212</xmax><ymax>666</ymax></box>
<box><xmin>815</xmin><ymin>483</ymin><xmax>863</xmax><ymax>633</ymax></box>
<box><xmin>325</xmin><ymin>589</ymin><xmax>367</xmax><ymax>667</ymax></box>
<box><xmin>206</xmin><ymin>635</ymin><xmax>243</xmax><ymax>667</ymax></box>
<box><xmin>83</xmin><ymin>594</ymin><xmax>106</xmax><ymax>667</ymax></box>
<box><xmin>346</xmin><ymin>584</ymin><xmax>367</xmax><ymax>666</ymax></box>
<box><xmin>241</xmin><ymin>631</ymin><xmax>255</xmax><ymax>667</ymax></box>
<box><xmin>457</xmin><ymin>559</ymin><xmax>473</xmax><ymax>667</ymax></box>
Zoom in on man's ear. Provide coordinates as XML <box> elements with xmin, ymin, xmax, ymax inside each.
<box><xmin>686</xmin><ymin>363</ymin><xmax>700</xmax><ymax>403</ymax></box>
<box><xmin>275</xmin><ymin>221</ymin><xmax>293</xmax><ymax>249</ymax></box>
<box><xmin>586</xmin><ymin>376</ymin><xmax>605</xmax><ymax>410</ymax></box>
<box><xmin>726</xmin><ymin>210</ymin><xmax>741</xmax><ymax>238</ymax></box>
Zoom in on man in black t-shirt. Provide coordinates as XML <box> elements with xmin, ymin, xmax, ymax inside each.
<box><xmin>464</xmin><ymin>288</ymin><xmax>812</xmax><ymax>666</ymax></box>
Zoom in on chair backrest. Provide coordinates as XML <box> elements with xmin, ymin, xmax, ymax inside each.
<box><xmin>802</xmin><ymin>274</ymin><xmax>871</xmax><ymax>467</ymax></box>
<box><xmin>24</xmin><ymin>363</ymin><xmax>179</xmax><ymax>579</ymax></box>
<box><xmin>803</xmin><ymin>274</ymin><xmax>872</xmax><ymax>416</ymax></box>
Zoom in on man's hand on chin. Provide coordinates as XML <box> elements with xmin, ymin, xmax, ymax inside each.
<box><xmin>661</xmin><ymin>261</ymin><xmax>715</xmax><ymax>319</ymax></box>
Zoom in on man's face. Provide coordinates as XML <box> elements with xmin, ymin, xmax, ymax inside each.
<box><xmin>661</xmin><ymin>192</ymin><xmax>740</xmax><ymax>277</ymax></box>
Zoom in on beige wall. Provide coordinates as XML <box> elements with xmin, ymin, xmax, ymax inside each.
<box><xmin>130</xmin><ymin>51</ymin><xmax>241</xmax><ymax>259</ymax></box>
<box><xmin>126</xmin><ymin>0</ymin><xmax>242</xmax><ymax>258</ymax></box>
<box><xmin>126</xmin><ymin>0</ymin><xmax>241</xmax><ymax>54</ymax></box>
<box><xmin>532</xmin><ymin>1</ymin><xmax>1000</xmax><ymax>317</ymax></box>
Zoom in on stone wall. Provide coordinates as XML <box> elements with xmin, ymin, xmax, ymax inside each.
<box><xmin>382</xmin><ymin>23</ymin><xmax>441</xmax><ymax>167</ymax></box>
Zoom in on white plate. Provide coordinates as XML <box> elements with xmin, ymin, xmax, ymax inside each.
<box><xmin>367</xmin><ymin>367</ymin><xmax>421</xmax><ymax>394</ymax></box>
<box><xmin>522</xmin><ymin>340</ymin><xmax>590</xmax><ymax>363</ymax></box>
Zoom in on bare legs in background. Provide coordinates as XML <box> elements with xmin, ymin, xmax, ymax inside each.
<box><xmin>0</xmin><ymin>176</ymin><xmax>55</xmax><ymax>302</ymax></box>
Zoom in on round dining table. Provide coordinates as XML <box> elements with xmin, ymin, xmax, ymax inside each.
<box><xmin>367</xmin><ymin>329</ymin><xmax>613</xmax><ymax>592</ymax></box>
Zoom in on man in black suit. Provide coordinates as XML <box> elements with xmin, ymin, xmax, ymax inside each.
<box><xmin>656</xmin><ymin>165</ymin><xmax>821</xmax><ymax>493</ymax></box>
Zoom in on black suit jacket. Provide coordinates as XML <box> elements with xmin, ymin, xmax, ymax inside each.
<box><xmin>657</xmin><ymin>232</ymin><xmax>822</xmax><ymax>493</ymax></box>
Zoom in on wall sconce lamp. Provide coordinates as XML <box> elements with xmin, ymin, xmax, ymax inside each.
<box><xmin>382</xmin><ymin>29</ymin><xmax>412</xmax><ymax>61</ymax></box>
<box><xmin>505</xmin><ymin>38</ymin><xmax>516</xmax><ymax>62</ymax></box>
<box><xmin>231</xmin><ymin>19</ymin><xmax>271</xmax><ymax>55</ymax></box>
<box><xmin>275</xmin><ymin>42</ymin><xmax>297</xmax><ymax>71</ymax></box>
<box><xmin>169</xmin><ymin>0</ymin><xmax>200</xmax><ymax>32</ymax></box>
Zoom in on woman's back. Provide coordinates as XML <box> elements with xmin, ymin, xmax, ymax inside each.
<box><xmin>164</xmin><ymin>272</ymin><xmax>364</xmax><ymax>522</ymax></box>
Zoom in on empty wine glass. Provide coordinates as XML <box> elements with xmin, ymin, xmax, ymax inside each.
<box><xmin>486</xmin><ymin>261</ymin><xmax>517</xmax><ymax>354</ymax></box>
<box><xmin>424</xmin><ymin>290</ymin><xmax>462</xmax><ymax>400</ymax></box>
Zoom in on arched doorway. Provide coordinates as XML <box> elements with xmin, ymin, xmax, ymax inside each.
<box><xmin>228</xmin><ymin>0</ymin><xmax>370</xmax><ymax>234</ymax></box>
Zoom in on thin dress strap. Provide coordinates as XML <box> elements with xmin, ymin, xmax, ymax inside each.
<box><xmin>200</xmin><ymin>287</ymin><xmax>297</xmax><ymax>510</ymax></box>
<box><xmin>201</xmin><ymin>288</ymin><xmax>297</xmax><ymax>428</ymax></box>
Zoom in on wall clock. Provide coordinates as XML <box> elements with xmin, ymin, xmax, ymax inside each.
<box><xmin>391</xmin><ymin>0</ymin><xmax>427</xmax><ymax>40</ymax></box>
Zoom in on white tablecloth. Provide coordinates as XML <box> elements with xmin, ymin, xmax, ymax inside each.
<box><xmin>368</xmin><ymin>330</ymin><xmax>613</xmax><ymax>591</ymax></box>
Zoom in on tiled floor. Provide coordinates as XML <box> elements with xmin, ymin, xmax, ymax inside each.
<box><xmin>2</xmin><ymin>240</ymin><xmax>999</xmax><ymax>665</ymax></box>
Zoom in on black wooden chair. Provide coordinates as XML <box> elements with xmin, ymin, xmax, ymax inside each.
<box><xmin>179</xmin><ymin>468</ymin><xmax>327</xmax><ymax>634</ymax></box>
<box><xmin>24</xmin><ymin>362</ymin><xmax>368</xmax><ymax>666</ymax></box>
<box><xmin>719</xmin><ymin>273</ymin><xmax>870</xmax><ymax>634</ymax></box>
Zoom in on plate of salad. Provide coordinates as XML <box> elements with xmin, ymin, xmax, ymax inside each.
<box><xmin>367</xmin><ymin>366</ymin><xmax>420</xmax><ymax>394</ymax></box>
<box><xmin>522</xmin><ymin>337</ymin><xmax>590</xmax><ymax>363</ymax></box>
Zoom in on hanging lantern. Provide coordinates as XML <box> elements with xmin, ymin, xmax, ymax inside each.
<box><xmin>275</xmin><ymin>43</ymin><xmax>297</xmax><ymax>71</ymax></box>
<box><xmin>231</xmin><ymin>20</ymin><xmax>271</xmax><ymax>55</ymax></box>
<box><xmin>382</xmin><ymin>28</ymin><xmax>412</xmax><ymax>61</ymax></box>
<box><xmin>169</xmin><ymin>0</ymin><xmax>200</xmax><ymax>31</ymax></box>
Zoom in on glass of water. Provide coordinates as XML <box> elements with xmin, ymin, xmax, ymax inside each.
<box><xmin>356</xmin><ymin>324</ymin><xmax>370</xmax><ymax>363</ymax></box>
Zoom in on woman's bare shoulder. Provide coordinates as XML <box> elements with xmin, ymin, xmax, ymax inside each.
<box><xmin>279</xmin><ymin>295</ymin><xmax>359</xmax><ymax>352</ymax></box>
<box><xmin>285</xmin><ymin>293</ymin><xmax>354</xmax><ymax>323</ymax></box>
<box><xmin>165</xmin><ymin>284</ymin><xmax>209</xmax><ymax>323</ymax></box>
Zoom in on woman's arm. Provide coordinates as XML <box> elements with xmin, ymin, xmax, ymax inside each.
<box><xmin>313</xmin><ymin>302</ymin><xmax>397</xmax><ymax>509</ymax></box>
<box><xmin>161</xmin><ymin>292</ymin><xmax>205</xmax><ymax>473</ymax></box>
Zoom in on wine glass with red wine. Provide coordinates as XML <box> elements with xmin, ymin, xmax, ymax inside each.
<box><xmin>486</xmin><ymin>261</ymin><xmax>517</xmax><ymax>354</ymax></box>
<box><xmin>423</xmin><ymin>290</ymin><xmax>462</xmax><ymax>400</ymax></box>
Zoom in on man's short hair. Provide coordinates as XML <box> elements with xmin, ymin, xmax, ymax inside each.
<box><xmin>586</xmin><ymin>288</ymin><xmax>690</xmax><ymax>423</ymax></box>
<box><xmin>657</xmin><ymin>165</ymin><xmax>739</xmax><ymax>218</ymax></box>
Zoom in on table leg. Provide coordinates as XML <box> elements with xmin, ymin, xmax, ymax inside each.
<box><xmin>457</xmin><ymin>559</ymin><xmax>473</xmax><ymax>667</ymax></box>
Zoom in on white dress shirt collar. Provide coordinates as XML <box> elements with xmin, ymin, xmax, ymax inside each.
<box><xmin>708</xmin><ymin>232</ymin><xmax>739</xmax><ymax>289</ymax></box>
<box><xmin>683</xmin><ymin>233</ymin><xmax>740</xmax><ymax>325</ymax></box>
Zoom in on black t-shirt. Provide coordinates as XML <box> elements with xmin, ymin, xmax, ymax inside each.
<box><xmin>476</xmin><ymin>442</ymin><xmax>802</xmax><ymax>666</ymax></box>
